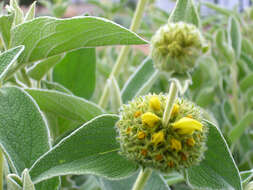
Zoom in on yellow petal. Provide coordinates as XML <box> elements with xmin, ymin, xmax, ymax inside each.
<box><xmin>141</xmin><ymin>112</ymin><xmax>160</xmax><ymax>127</ymax></box>
<box><xmin>171</xmin><ymin>104</ymin><xmax>179</xmax><ymax>116</ymax></box>
<box><xmin>151</xmin><ymin>131</ymin><xmax>164</xmax><ymax>146</ymax></box>
<box><xmin>172</xmin><ymin>117</ymin><xmax>203</xmax><ymax>135</ymax></box>
<box><xmin>186</xmin><ymin>137</ymin><xmax>195</xmax><ymax>146</ymax></box>
<box><xmin>170</xmin><ymin>138</ymin><xmax>182</xmax><ymax>151</ymax></box>
<box><xmin>138</xmin><ymin>131</ymin><xmax>146</xmax><ymax>139</ymax></box>
<box><xmin>149</xmin><ymin>96</ymin><xmax>161</xmax><ymax>110</ymax></box>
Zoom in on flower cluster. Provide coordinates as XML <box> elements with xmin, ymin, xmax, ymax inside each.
<box><xmin>116</xmin><ymin>94</ymin><xmax>208</xmax><ymax>173</ymax></box>
<box><xmin>151</xmin><ymin>22</ymin><xmax>207</xmax><ymax>74</ymax></box>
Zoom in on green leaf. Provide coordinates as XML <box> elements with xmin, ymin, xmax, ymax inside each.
<box><xmin>7</xmin><ymin>174</ymin><xmax>22</xmax><ymax>190</ymax></box>
<box><xmin>169</xmin><ymin>0</ymin><xmax>200</xmax><ymax>27</ymax></box>
<box><xmin>28</xmin><ymin>55</ymin><xmax>64</xmax><ymax>81</ymax></box>
<box><xmin>241</xmin><ymin>38</ymin><xmax>253</xmax><ymax>56</ymax></box>
<box><xmin>187</xmin><ymin>121</ymin><xmax>242</xmax><ymax>190</ymax></box>
<box><xmin>196</xmin><ymin>87</ymin><xmax>215</xmax><ymax>107</ymax></box>
<box><xmin>11</xmin><ymin>16</ymin><xmax>147</xmax><ymax>64</ymax></box>
<box><xmin>29</xmin><ymin>114</ymin><xmax>138</xmax><ymax>184</ymax></box>
<box><xmin>240</xmin><ymin>73</ymin><xmax>253</xmax><ymax>92</ymax></box>
<box><xmin>35</xmin><ymin>177</ymin><xmax>60</xmax><ymax>190</ymax></box>
<box><xmin>0</xmin><ymin>46</ymin><xmax>24</xmax><ymax>81</ymax></box>
<box><xmin>40</xmin><ymin>80</ymin><xmax>72</xmax><ymax>94</ymax></box>
<box><xmin>25</xmin><ymin>89</ymin><xmax>103</xmax><ymax>123</ymax></box>
<box><xmin>228</xmin><ymin>111</ymin><xmax>253</xmax><ymax>143</ymax></box>
<box><xmin>10</xmin><ymin>0</ymin><xmax>24</xmax><ymax>25</ymax></box>
<box><xmin>228</xmin><ymin>17</ymin><xmax>241</xmax><ymax>58</ymax></box>
<box><xmin>121</xmin><ymin>58</ymin><xmax>156</xmax><ymax>103</ymax></box>
<box><xmin>53</xmin><ymin>48</ymin><xmax>96</xmax><ymax>99</ymax></box>
<box><xmin>109</xmin><ymin>77</ymin><xmax>122</xmax><ymax>112</ymax></box>
<box><xmin>0</xmin><ymin>87</ymin><xmax>50</xmax><ymax>175</ymax></box>
<box><xmin>22</xmin><ymin>169</ymin><xmax>35</xmax><ymax>190</ymax></box>
<box><xmin>24</xmin><ymin>1</ymin><xmax>36</xmax><ymax>21</ymax></box>
<box><xmin>100</xmin><ymin>171</ymin><xmax>170</xmax><ymax>190</ymax></box>
<box><xmin>0</xmin><ymin>13</ymin><xmax>14</xmax><ymax>49</ymax></box>
<box><xmin>240</xmin><ymin>170</ymin><xmax>253</xmax><ymax>185</ymax></box>
<box><xmin>202</xmin><ymin>2</ymin><xmax>234</xmax><ymax>17</ymax></box>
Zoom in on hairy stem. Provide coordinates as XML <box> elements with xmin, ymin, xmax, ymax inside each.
<box><xmin>99</xmin><ymin>0</ymin><xmax>148</xmax><ymax>108</ymax></box>
<box><xmin>132</xmin><ymin>168</ymin><xmax>152</xmax><ymax>190</ymax></box>
<box><xmin>163</xmin><ymin>81</ymin><xmax>178</xmax><ymax>127</ymax></box>
<box><xmin>20</xmin><ymin>68</ymin><xmax>32</xmax><ymax>87</ymax></box>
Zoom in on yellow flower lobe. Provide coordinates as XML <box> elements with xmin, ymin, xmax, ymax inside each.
<box><xmin>138</xmin><ymin>131</ymin><xmax>146</xmax><ymax>139</ymax></box>
<box><xmin>172</xmin><ymin>117</ymin><xmax>203</xmax><ymax>135</ymax></box>
<box><xmin>171</xmin><ymin>104</ymin><xmax>179</xmax><ymax>116</ymax></box>
<box><xmin>134</xmin><ymin>111</ymin><xmax>142</xmax><ymax>118</ymax></box>
<box><xmin>149</xmin><ymin>96</ymin><xmax>161</xmax><ymax>110</ymax></box>
<box><xmin>186</xmin><ymin>137</ymin><xmax>195</xmax><ymax>146</ymax></box>
<box><xmin>151</xmin><ymin>131</ymin><xmax>165</xmax><ymax>146</ymax></box>
<box><xmin>170</xmin><ymin>138</ymin><xmax>182</xmax><ymax>151</ymax></box>
<box><xmin>141</xmin><ymin>112</ymin><xmax>160</xmax><ymax>127</ymax></box>
<box><xmin>126</xmin><ymin>127</ymin><xmax>132</xmax><ymax>134</ymax></box>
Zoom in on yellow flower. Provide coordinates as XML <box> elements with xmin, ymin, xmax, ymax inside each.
<box><xmin>151</xmin><ymin>131</ymin><xmax>165</xmax><ymax>146</ymax></box>
<box><xmin>171</xmin><ymin>104</ymin><xmax>179</xmax><ymax>116</ymax></box>
<box><xmin>149</xmin><ymin>96</ymin><xmax>161</xmax><ymax>110</ymax></box>
<box><xmin>172</xmin><ymin>117</ymin><xmax>203</xmax><ymax>135</ymax></box>
<box><xmin>138</xmin><ymin>131</ymin><xmax>146</xmax><ymax>139</ymax></box>
<box><xmin>134</xmin><ymin>111</ymin><xmax>142</xmax><ymax>118</ymax></box>
<box><xmin>170</xmin><ymin>138</ymin><xmax>182</xmax><ymax>151</ymax></box>
<box><xmin>186</xmin><ymin>137</ymin><xmax>195</xmax><ymax>146</ymax></box>
<box><xmin>141</xmin><ymin>112</ymin><xmax>160</xmax><ymax>127</ymax></box>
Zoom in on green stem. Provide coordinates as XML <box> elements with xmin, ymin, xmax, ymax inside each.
<box><xmin>20</xmin><ymin>68</ymin><xmax>32</xmax><ymax>87</ymax></box>
<box><xmin>0</xmin><ymin>149</ymin><xmax>3</xmax><ymax>190</ymax></box>
<box><xmin>99</xmin><ymin>0</ymin><xmax>148</xmax><ymax>108</ymax></box>
<box><xmin>132</xmin><ymin>168</ymin><xmax>152</xmax><ymax>190</ymax></box>
<box><xmin>163</xmin><ymin>81</ymin><xmax>178</xmax><ymax>127</ymax></box>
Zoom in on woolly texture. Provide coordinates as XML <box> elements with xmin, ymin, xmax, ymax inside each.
<box><xmin>151</xmin><ymin>22</ymin><xmax>207</xmax><ymax>74</ymax></box>
<box><xmin>116</xmin><ymin>94</ymin><xmax>208</xmax><ymax>173</ymax></box>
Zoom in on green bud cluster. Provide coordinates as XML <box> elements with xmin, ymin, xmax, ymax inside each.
<box><xmin>116</xmin><ymin>94</ymin><xmax>208</xmax><ymax>173</ymax></box>
<box><xmin>151</xmin><ymin>22</ymin><xmax>207</xmax><ymax>74</ymax></box>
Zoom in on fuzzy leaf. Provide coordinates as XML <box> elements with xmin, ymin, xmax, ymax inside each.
<box><xmin>0</xmin><ymin>13</ymin><xmax>14</xmax><ymax>49</ymax></box>
<box><xmin>0</xmin><ymin>46</ymin><xmax>24</xmax><ymax>81</ymax></box>
<box><xmin>26</xmin><ymin>89</ymin><xmax>103</xmax><ymax>123</ymax></box>
<box><xmin>53</xmin><ymin>48</ymin><xmax>96</xmax><ymax>99</ymax></box>
<box><xmin>22</xmin><ymin>169</ymin><xmax>35</xmax><ymax>190</ymax></box>
<box><xmin>11</xmin><ymin>16</ymin><xmax>147</xmax><ymax>64</ymax></box>
<box><xmin>121</xmin><ymin>58</ymin><xmax>156</xmax><ymax>103</ymax></box>
<box><xmin>187</xmin><ymin>121</ymin><xmax>242</xmax><ymax>190</ymax></box>
<box><xmin>240</xmin><ymin>73</ymin><xmax>253</xmax><ymax>92</ymax></box>
<box><xmin>228</xmin><ymin>17</ymin><xmax>241</xmax><ymax>58</ymax></box>
<box><xmin>169</xmin><ymin>0</ymin><xmax>200</xmax><ymax>27</ymax></box>
<box><xmin>35</xmin><ymin>177</ymin><xmax>60</xmax><ymax>190</ymax></box>
<box><xmin>24</xmin><ymin>1</ymin><xmax>36</xmax><ymax>21</ymax></box>
<box><xmin>28</xmin><ymin>55</ymin><xmax>64</xmax><ymax>81</ymax></box>
<box><xmin>29</xmin><ymin>114</ymin><xmax>138</xmax><ymax>184</ymax></box>
<box><xmin>0</xmin><ymin>87</ymin><xmax>50</xmax><ymax>175</ymax></box>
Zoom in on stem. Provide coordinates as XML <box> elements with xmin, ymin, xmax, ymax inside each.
<box><xmin>163</xmin><ymin>81</ymin><xmax>178</xmax><ymax>127</ymax></box>
<box><xmin>20</xmin><ymin>68</ymin><xmax>32</xmax><ymax>87</ymax></box>
<box><xmin>132</xmin><ymin>168</ymin><xmax>152</xmax><ymax>190</ymax></box>
<box><xmin>0</xmin><ymin>149</ymin><xmax>3</xmax><ymax>190</ymax></box>
<box><xmin>99</xmin><ymin>0</ymin><xmax>148</xmax><ymax>108</ymax></box>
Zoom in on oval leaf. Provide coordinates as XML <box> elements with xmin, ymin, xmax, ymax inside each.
<box><xmin>29</xmin><ymin>114</ymin><xmax>138</xmax><ymax>183</ymax></box>
<box><xmin>25</xmin><ymin>89</ymin><xmax>103</xmax><ymax>123</ymax></box>
<box><xmin>187</xmin><ymin>121</ymin><xmax>242</xmax><ymax>190</ymax></box>
<box><xmin>0</xmin><ymin>87</ymin><xmax>50</xmax><ymax>175</ymax></box>
<box><xmin>11</xmin><ymin>16</ymin><xmax>147</xmax><ymax>64</ymax></box>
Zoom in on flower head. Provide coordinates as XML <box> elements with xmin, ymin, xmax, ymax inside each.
<box><xmin>151</xmin><ymin>22</ymin><xmax>207</xmax><ymax>74</ymax></box>
<box><xmin>116</xmin><ymin>94</ymin><xmax>208</xmax><ymax>173</ymax></box>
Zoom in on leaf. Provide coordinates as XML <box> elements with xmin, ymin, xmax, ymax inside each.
<box><xmin>22</xmin><ymin>169</ymin><xmax>35</xmax><ymax>190</ymax></box>
<box><xmin>11</xmin><ymin>16</ymin><xmax>147</xmax><ymax>64</ymax></box>
<box><xmin>187</xmin><ymin>120</ymin><xmax>242</xmax><ymax>190</ymax></box>
<box><xmin>25</xmin><ymin>89</ymin><xmax>103</xmax><ymax>123</ymax></box>
<box><xmin>240</xmin><ymin>170</ymin><xmax>253</xmax><ymax>184</ymax></box>
<box><xmin>0</xmin><ymin>46</ymin><xmax>24</xmax><ymax>81</ymax></box>
<box><xmin>241</xmin><ymin>38</ymin><xmax>253</xmax><ymax>56</ymax></box>
<box><xmin>0</xmin><ymin>13</ymin><xmax>14</xmax><ymax>49</ymax></box>
<box><xmin>29</xmin><ymin>114</ymin><xmax>138</xmax><ymax>184</ymax></box>
<box><xmin>240</xmin><ymin>73</ymin><xmax>253</xmax><ymax>92</ymax></box>
<box><xmin>228</xmin><ymin>111</ymin><xmax>253</xmax><ymax>143</ymax></box>
<box><xmin>24</xmin><ymin>1</ymin><xmax>36</xmax><ymax>21</ymax></box>
<box><xmin>28</xmin><ymin>55</ymin><xmax>64</xmax><ymax>81</ymax></box>
<box><xmin>7</xmin><ymin>174</ymin><xmax>22</xmax><ymax>190</ymax></box>
<box><xmin>169</xmin><ymin>0</ymin><xmax>200</xmax><ymax>27</ymax></box>
<box><xmin>35</xmin><ymin>177</ymin><xmax>60</xmax><ymax>190</ymax></box>
<box><xmin>0</xmin><ymin>87</ymin><xmax>50</xmax><ymax>175</ymax></box>
<box><xmin>100</xmin><ymin>171</ymin><xmax>170</xmax><ymax>190</ymax></box>
<box><xmin>10</xmin><ymin>0</ymin><xmax>24</xmax><ymax>25</ymax></box>
<box><xmin>228</xmin><ymin>17</ymin><xmax>241</xmax><ymax>58</ymax></box>
<box><xmin>196</xmin><ymin>87</ymin><xmax>215</xmax><ymax>107</ymax></box>
<box><xmin>121</xmin><ymin>58</ymin><xmax>156</xmax><ymax>103</ymax></box>
<box><xmin>53</xmin><ymin>48</ymin><xmax>96</xmax><ymax>99</ymax></box>
<box><xmin>202</xmin><ymin>2</ymin><xmax>235</xmax><ymax>17</ymax></box>
<box><xmin>109</xmin><ymin>77</ymin><xmax>122</xmax><ymax>112</ymax></box>
<box><xmin>40</xmin><ymin>80</ymin><xmax>72</xmax><ymax>94</ymax></box>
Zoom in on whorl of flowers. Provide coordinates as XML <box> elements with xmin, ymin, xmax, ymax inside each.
<box><xmin>116</xmin><ymin>94</ymin><xmax>208</xmax><ymax>173</ymax></box>
<box><xmin>151</xmin><ymin>22</ymin><xmax>207</xmax><ymax>74</ymax></box>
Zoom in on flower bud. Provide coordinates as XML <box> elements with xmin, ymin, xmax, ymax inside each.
<box><xmin>116</xmin><ymin>94</ymin><xmax>208</xmax><ymax>173</ymax></box>
<box><xmin>151</xmin><ymin>22</ymin><xmax>207</xmax><ymax>74</ymax></box>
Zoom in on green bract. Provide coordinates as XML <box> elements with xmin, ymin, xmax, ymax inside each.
<box><xmin>116</xmin><ymin>94</ymin><xmax>208</xmax><ymax>173</ymax></box>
